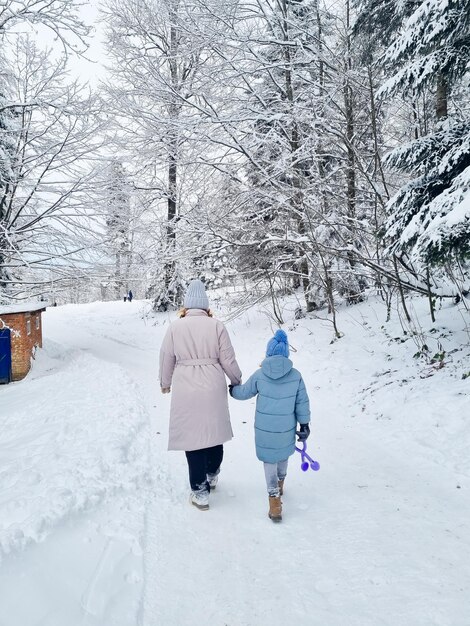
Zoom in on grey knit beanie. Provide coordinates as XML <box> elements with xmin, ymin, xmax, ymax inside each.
<box><xmin>184</xmin><ymin>279</ymin><xmax>209</xmax><ymax>310</ymax></box>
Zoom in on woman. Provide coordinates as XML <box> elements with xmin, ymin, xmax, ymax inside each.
<box><xmin>159</xmin><ymin>279</ymin><xmax>242</xmax><ymax>511</ymax></box>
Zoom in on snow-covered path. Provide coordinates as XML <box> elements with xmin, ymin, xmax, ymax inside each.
<box><xmin>1</xmin><ymin>298</ymin><xmax>469</xmax><ymax>625</ymax></box>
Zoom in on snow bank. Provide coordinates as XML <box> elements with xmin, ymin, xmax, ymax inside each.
<box><xmin>0</xmin><ymin>341</ymin><xmax>149</xmax><ymax>562</ymax></box>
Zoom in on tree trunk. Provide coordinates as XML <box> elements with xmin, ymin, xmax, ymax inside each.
<box><xmin>436</xmin><ymin>72</ymin><xmax>448</xmax><ymax>120</ymax></box>
<box><xmin>115</xmin><ymin>249</ymin><xmax>121</xmax><ymax>298</ymax></box>
<box><xmin>159</xmin><ymin>15</ymin><xmax>182</xmax><ymax>311</ymax></box>
<box><xmin>426</xmin><ymin>266</ymin><xmax>436</xmax><ymax>323</ymax></box>
<box><xmin>281</xmin><ymin>0</ymin><xmax>314</xmax><ymax>312</ymax></box>
<box><xmin>393</xmin><ymin>254</ymin><xmax>411</xmax><ymax>323</ymax></box>
<box><xmin>343</xmin><ymin>0</ymin><xmax>362</xmax><ymax>305</ymax></box>
<box><xmin>164</xmin><ymin>138</ymin><xmax>178</xmax><ymax>296</ymax></box>
<box><xmin>344</xmin><ymin>0</ymin><xmax>355</xmax><ymax>224</ymax></box>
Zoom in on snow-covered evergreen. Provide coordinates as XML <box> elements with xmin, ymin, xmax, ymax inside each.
<box><xmin>355</xmin><ymin>0</ymin><xmax>470</xmax><ymax>280</ymax></box>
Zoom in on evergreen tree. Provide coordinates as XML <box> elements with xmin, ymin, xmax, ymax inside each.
<box><xmin>355</xmin><ymin>0</ymin><xmax>470</xmax><ymax>269</ymax></box>
<box><xmin>105</xmin><ymin>160</ymin><xmax>132</xmax><ymax>299</ymax></box>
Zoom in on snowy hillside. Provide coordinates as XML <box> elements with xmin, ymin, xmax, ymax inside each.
<box><xmin>0</xmin><ymin>296</ymin><xmax>469</xmax><ymax>626</ymax></box>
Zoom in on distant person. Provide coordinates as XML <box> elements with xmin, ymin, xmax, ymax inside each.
<box><xmin>159</xmin><ymin>279</ymin><xmax>242</xmax><ymax>511</ymax></box>
<box><xmin>230</xmin><ymin>330</ymin><xmax>310</xmax><ymax>523</ymax></box>
<box><xmin>128</xmin><ymin>290</ymin><xmax>133</xmax><ymax>302</ymax></box>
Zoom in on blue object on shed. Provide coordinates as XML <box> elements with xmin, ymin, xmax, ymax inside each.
<box><xmin>0</xmin><ymin>328</ymin><xmax>12</xmax><ymax>384</ymax></box>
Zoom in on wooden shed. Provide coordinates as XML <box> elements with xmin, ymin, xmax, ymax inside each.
<box><xmin>0</xmin><ymin>303</ymin><xmax>47</xmax><ymax>383</ymax></box>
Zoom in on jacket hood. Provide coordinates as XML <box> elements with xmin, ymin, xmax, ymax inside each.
<box><xmin>261</xmin><ymin>355</ymin><xmax>293</xmax><ymax>379</ymax></box>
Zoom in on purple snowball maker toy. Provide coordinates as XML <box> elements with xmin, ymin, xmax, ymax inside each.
<box><xmin>295</xmin><ymin>441</ymin><xmax>320</xmax><ymax>472</ymax></box>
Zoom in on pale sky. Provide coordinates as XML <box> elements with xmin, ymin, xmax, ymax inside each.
<box><xmin>68</xmin><ymin>0</ymin><xmax>109</xmax><ymax>85</ymax></box>
<box><xmin>5</xmin><ymin>0</ymin><xmax>109</xmax><ymax>86</ymax></box>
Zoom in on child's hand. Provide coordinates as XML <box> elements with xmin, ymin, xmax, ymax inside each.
<box><xmin>161</xmin><ymin>387</ymin><xmax>171</xmax><ymax>394</ymax></box>
<box><xmin>296</xmin><ymin>423</ymin><xmax>310</xmax><ymax>441</ymax></box>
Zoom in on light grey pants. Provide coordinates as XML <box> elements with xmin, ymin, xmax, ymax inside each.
<box><xmin>263</xmin><ymin>459</ymin><xmax>288</xmax><ymax>497</ymax></box>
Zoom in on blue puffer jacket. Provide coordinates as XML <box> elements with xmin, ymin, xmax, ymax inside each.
<box><xmin>231</xmin><ymin>355</ymin><xmax>310</xmax><ymax>463</ymax></box>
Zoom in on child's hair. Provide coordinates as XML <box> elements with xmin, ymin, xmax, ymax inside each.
<box><xmin>178</xmin><ymin>307</ymin><xmax>213</xmax><ymax>318</ymax></box>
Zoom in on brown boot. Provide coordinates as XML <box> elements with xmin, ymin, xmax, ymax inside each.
<box><xmin>278</xmin><ymin>479</ymin><xmax>285</xmax><ymax>496</ymax></box>
<box><xmin>268</xmin><ymin>496</ymin><xmax>282</xmax><ymax>522</ymax></box>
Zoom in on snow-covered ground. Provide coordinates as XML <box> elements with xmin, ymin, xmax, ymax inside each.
<box><xmin>0</xmin><ymin>294</ymin><xmax>469</xmax><ymax>626</ymax></box>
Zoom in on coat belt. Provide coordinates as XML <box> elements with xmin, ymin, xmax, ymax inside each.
<box><xmin>176</xmin><ymin>358</ymin><xmax>219</xmax><ymax>366</ymax></box>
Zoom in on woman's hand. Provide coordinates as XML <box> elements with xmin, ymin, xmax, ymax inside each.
<box><xmin>161</xmin><ymin>387</ymin><xmax>171</xmax><ymax>394</ymax></box>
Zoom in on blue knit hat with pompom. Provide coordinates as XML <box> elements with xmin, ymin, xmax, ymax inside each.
<box><xmin>266</xmin><ymin>329</ymin><xmax>289</xmax><ymax>358</ymax></box>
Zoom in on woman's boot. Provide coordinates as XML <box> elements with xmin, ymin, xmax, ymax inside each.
<box><xmin>268</xmin><ymin>496</ymin><xmax>282</xmax><ymax>522</ymax></box>
<box><xmin>278</xmin><ymin>479</ymin><xmax>285</xmax><ymax>496</ymax></box>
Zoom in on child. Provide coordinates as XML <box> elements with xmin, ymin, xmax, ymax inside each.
<box><xmin>230</xmin><ymin>329</ymin><xmax>310</xmax><ymax>522</ymax></box>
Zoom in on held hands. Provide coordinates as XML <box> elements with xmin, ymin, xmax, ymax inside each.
<box><xmin>161</xmin><ymin>387</ymin><xmax>171</xmax><ymax>394</ymax></box>
<box><xmin>229</xmin><ymin>379</ymin><xmax>242</xmax><ymax>397</ymax></box>
<box><xmin>296</xmin><ymin>423</ymin><xmax>310</xmax><ymax>442</ymax></box>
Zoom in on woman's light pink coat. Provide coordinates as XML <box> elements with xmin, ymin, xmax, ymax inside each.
<box><xmin>159</xmin><ymin>310</ymin><xmax>242</xmax><ymax>451</ymax></box>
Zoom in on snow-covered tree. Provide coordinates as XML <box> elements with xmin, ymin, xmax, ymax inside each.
<box><xmin>186</xmin><ymin>0</ymin><xmax>332</xmax><ymax>310</ymax></box>
<box><xmin>104</xmin><ymin>160</ymin><xmax>132</xmax><ymax>298</ymax></box>
<box><xmin>0</xmin><ymin>0</ymin><xmax>88</xmax><ymax>45</ymax></box>
<box><xmin>356</xmin><ymin>0</ymin><xmax>470</xmax><ymax>274</ymax></box>
<box><xmin>199</xmin><ymin>0</ymin><xmax>380</xmax><ymax>313</ymax></box>
<box><xmin>103</xmin><ymin>0</ymin><xmax>217</xmax><ymax>310</ymax></box>
<box><xmin>0</xmin><ymin>36</ymin><xmax>105</xmax><ymax>302</ymax></box>
<box><xmin>0</xmin><ymin>59</ymin><xmax>20</xmax><ymax>298</ymax></box>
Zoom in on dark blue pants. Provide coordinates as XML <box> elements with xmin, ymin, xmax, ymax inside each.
<box><xmin>185</xmin><ymin>445</ymin><xmax>223</xmax><ymax>492</ymax></box>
